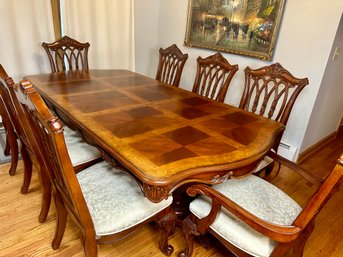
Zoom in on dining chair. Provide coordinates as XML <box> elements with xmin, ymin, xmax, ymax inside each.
<box><xmin>16</xmin><ymin>79</ymin><xmax>176</xmax><ymax>257</ymax></box>
<box><xmin>0</xmin><ymin>66</ymin><xmax>102</xmax><ymax>223</ymax></box>
<box><xmin>240</xmin><ymin>63</ymin><xmax>309</xmax><ymax>179</ymax></box>
<box><xmin>42</xmin><ymin>35</ymin><xmax>90</xmax><ymax>73</ymax></box>
<box><xmin>192</xmin><ymin>52</ymin><xmax>238</xmax><ymax>102</ymax></box>
<box><xmin>156</xmin><ymin>44</ymin><xmax>188</xmax><ymax>87</ymax></box>
<box><xmin>180</xmin><ymin>153</ymin><xmax>343</xmax><ymax>257</ymax></box>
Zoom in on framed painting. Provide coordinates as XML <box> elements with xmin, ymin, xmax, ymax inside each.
<box><xmin>184</xmin><ymin>0</ymin><xmax>286</xmax><ymax>61</ymax></box>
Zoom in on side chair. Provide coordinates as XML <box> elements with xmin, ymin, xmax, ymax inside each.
<box><xmin>192</xmin><ymin>52</ymin><xmax>238</xmax><ymax>102</ymax></box>
<box><xmin>0</xmin><ymin>66</ymin><xmax>102</xmax><ymax>223</ymax></box>
<box><xmin>42</xmin><ymin>35</ymin><xmax>90</xmax><ymax>72</ymax></box>
<box><xmin>240</xmin><ymin>63</ymin><xmax>309</xmax><ymax>179</ymax></box>
<box><xmin>156</xmin><ymin>44</ymin><xmax>188</xmax><ymax>87</ymax></box>
<box><xmin>180</xmin><ymin>153</ymin><xmax>343</xmax><ymax>257</ymax></box>
<box><xmin>16</xmin><ymin>79</ymin><xmax>176</xmax><ymax>257</ymax></box>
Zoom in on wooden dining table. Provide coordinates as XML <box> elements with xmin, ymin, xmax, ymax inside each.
<box><xmin>25</xmin><ymin>69</ymin><xmax>284</xmax><ymax>204</ymax></box>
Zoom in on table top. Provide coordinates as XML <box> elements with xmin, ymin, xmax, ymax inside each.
<box><xmin>26</xmin><ymin>69</ymin><xmax>284</xmax><ymax>201</ymax></box>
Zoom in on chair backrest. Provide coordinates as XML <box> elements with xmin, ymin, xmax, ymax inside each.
<box><xmin>0</xmin><ymin>65</ymin><xmax>30</xmax><ymax>150</ymax></box>
<box><xmin>155</xmin><ymin>44</ymin><xmax>188</xmax><ymax>87</ymax></box>
<box><xmin>239</xmin><ymin>63</ymin><xmax>309</xmax><ymax>125</ymax></box>
<box><xmin>192</xmin><ymin>52</ymin><xmax>238</xmax><ymax>102</ymax></box>
<box><xmin>15</xmin><ymin>79</ymin><xmax>95</xmax><ymax>236</ymax></box>
<box><xmin>42</xmin><ymin>35</ymin><xmax>90</xmax><ymax>73</ymax></box>
<box><xmin>0</xmin><ymin>65</ymin><xmax>16</xmax><ymax>138</ymax></box>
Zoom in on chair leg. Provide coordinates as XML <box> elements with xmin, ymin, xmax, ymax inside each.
<box><xmin>20</xmin><ymin>145</ymin><xmax>32</xmax><ymax>194</ymax></box>
<box><xmin>263</xmin><ymin>160</ymin><xmax>281</xmax><ymax>182</ymax></box>
<box><xmin>179</xmin><ymin>215</ymin><xmax>200</xmax><ymax>257</ymax></box>
<box><xmin>292</xmin><ymin>221</ymin><xmax>315</xmax><ymax>257</ymax></box>
<box><xmin>82</xmin><ymin>236</ymin><xmax>98</xmax><ymax>257</ymax></box>
<box><xmin>7</xmin><ymin>129</ymin><xmax>18</xmax><ymax>176</ymax></box>
<box><xmin>156</xmin><ymin>207</ymin><xmax>177</xmax><ymax>256</ymax></box>
<box><xmin>38</xmin><ymin>167</ymin><xmax>52</xmax><ymax>223</ymax></box>
<box><xmin>52</xmin><ymin>191</ymin><xmax>68</xmax><ymax>250</ymax></box>
<box><xmin>4</xmin><ymin>133</ymin><xmax>10</xmax><ymax>156</ymax></box>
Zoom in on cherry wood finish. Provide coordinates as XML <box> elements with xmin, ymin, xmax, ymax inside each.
<box><xmin>192</xmin><ymin>53</ymin><xmax>238</xmax><ymax>102</ymax></box>
<box><xmin>156</xmin><ymin>44</ymin><xmax>188</xmax><ymax>87</ymax></box>
<box><xmin>240</xmin><ymin>63</ymin><xmax>308</xmax><ymax>151</ymax></box>
<box><xmin>240</xmin><ymin>63</ymin><xmax>309</xmax><ymax>180</ymax></box>
<box><xmin>25</xmin><ymin>69</ymin><xmax>284</xmax><ymax>203</ymax></box>
<box><xmin>42</xmin><ymin>35</ymin><xmax>90</xmax><ymax>73</ymax></box>
<box><xmin>16</xmin><ymin>80</ymin><xmax>176</xmax><ymax>257</ymax></box>
<box><xmin>1</xmin><ymin>134</ymin><xmax>343</xmax><ymax>256</ymax></box>
<box><xmin>0</xmin><ymin>65</ymin><xmax>19</xmax><ymax>176</ymax></box>
<box><xmin>180</xmin><ymin>153</ymin><xmax>343</xmax><ymax>257</ymax></box>
<box><xmin>1</xmin><ymin>68</ymin><xmax>100</xmax><ymax>224</ymax></box>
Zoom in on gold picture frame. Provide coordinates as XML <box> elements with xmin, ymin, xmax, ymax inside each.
<box><xmin>184</xmin><ymin>0</ymin><xmax>286</xmax><ymax>61</ymax></box>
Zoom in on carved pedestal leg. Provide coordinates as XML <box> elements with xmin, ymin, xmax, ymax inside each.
<box><xmin>156</xmin><ymin>207</ymin><xmax>177</xmax><ymax>256</ymax></box>
<box><xmin>179</xmin><ymin>215</ymin><xmax>200</xmax><ymax>257</ymax></box>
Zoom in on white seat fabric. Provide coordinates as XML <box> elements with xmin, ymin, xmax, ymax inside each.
<box><xmin>77</xmin><ymin>161</ymin><xmax>173</xmax><ymax>237</ymax></box>
<box><xmin>189</xmin><ymin>175</ymin><xmax>302</xmax><ymax>257</ymax></box>
<box><xmin>63</xmin><ymin>126</ymin><xmax>101</xmax><ymax>166</ymax></box>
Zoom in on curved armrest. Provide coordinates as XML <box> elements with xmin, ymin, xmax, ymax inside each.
<box><xmin>267</xmin><ymin>151</ymin><xmax>323</xmax><ymax>186</ymax></box>
<box><xmin>187</xmin><ymin>184</ymin><xmax>301</xmax><ymax>243</ymax></box>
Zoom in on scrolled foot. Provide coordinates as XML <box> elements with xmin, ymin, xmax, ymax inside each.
<box><xmin>162</xmin><ymin>244</ymin><xmax>174</xmax><ymax>256</ymax></box>
<box><xmin>179</xmin><ymin>251</ymin><xmax>189</xmax><ymax>257</ymax></box>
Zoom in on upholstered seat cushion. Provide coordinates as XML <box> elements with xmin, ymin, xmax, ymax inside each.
<box><xmin>63</xmin><ymin>126</ymin><xmax>101</xmax><ymax>166</ymax></box>
<box><xmin>189</xmin><ymin>175</ymin><xmax>302</xmax><ymax>257</ymax></box>
<box><xmin>77</xmin><ymin>161</ymin><xmax>173</xmax><ymax>237</ymax></box>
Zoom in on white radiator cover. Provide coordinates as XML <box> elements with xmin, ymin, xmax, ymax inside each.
<box><xmin>277</xmin><ymin>142</ymin><xmax>298</xmax><ymax>161</ymax></box>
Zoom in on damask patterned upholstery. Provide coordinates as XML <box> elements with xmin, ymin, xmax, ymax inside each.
<box><xmin>189</xmin><ymin>175</ymin><xmax>302</xmax><ymax>257</ymax></box>
<box><xmin>63</xmin><ymin>126</ymin><xmax>100</xmax><ymax>166</ymax></box>
<box><xmin>77</xmin><ymin>161</ymin><xmax>173</xmax><ymax>237</ymax></box>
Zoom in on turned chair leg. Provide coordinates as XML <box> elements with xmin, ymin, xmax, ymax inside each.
<box><xmin>52</xmin><ymin>191</ymin><xmax>68</xmax><ymax>250</ymax></box>
<box><xmin>156</xmin><ymin>207</ymin><xmax>177</xmax><ymax>256</ymax></box>
<box><xmin>20</xmin><ymin>145</ymin><xmax>32</xmax><ymax>194</ymax></box>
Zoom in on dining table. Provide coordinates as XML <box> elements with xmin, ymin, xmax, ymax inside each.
<box><xmin>25</xmin><ymin>69</ymin><xmax>284</xmax><ymax>207</ymax></box>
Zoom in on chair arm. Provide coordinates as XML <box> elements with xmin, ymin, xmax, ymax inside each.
<box><xmin>267</xmin><ymin>151</ymin><xmax>324</xmax><ymax>186</ymax></box>
<box><xmin>187</xmin><ymin>184</ymin><xmax>302</xmax><ymax>243</ymax></box>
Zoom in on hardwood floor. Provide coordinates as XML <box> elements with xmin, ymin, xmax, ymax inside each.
<box><xmin>0</xmin><ymin>130</ymin><xmax>342</xmax><ymax>257</ymax></box>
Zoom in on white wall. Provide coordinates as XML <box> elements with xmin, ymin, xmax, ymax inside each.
<box><xmin>0</xmin><ymin>0</ymin><xmax>55</xmax><ymax>81</ymax></box>
<box><xmin>134</xmin><ymin>0</ymin><xmax>343</xmax><ymax>160</ymax></box>
<box><xmin>301</xmin><ymin>13</ymin><xmax>343</xmax><ymax>152</ymax></box>
<box><xmin>134</xmin><ymin>0</ymin><xmax>160</xmax><ymax>75</ymax></box>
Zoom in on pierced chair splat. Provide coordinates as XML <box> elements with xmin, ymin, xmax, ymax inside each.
<box><xmin>192</xmin><ymin>52</ymin><xmax>238</xmax><ymax>102</ymax></box>
<box><xmin>156</xmin><ymin>44</ymin><xmax>188</xmax><ymax>87</ymax></box>
<box><xmin>240</xmin><ymin>63</ymin><xmax>309</xmax><ymax>179</ymax></box>
<box><xmin>42</xmin><ymin>35</ymin><xmax>90</xmax><ymax>73</ymax></box>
